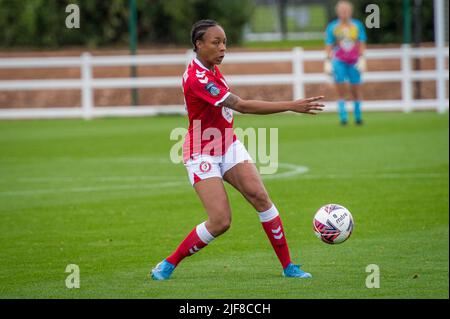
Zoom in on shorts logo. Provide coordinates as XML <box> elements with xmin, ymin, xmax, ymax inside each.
<box><xmin>205</xmin><ymin>82</ymin><xmax>220</xmax><ymax>96</ymax></box>
<box><xmin>199</xmin><ymin>161</ymin><xmax>212</xmax><ymax>173</ymax></box>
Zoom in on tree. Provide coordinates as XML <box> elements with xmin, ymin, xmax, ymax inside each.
<box><xmin>0</xmin><ymin>0</ymin><xmax>253</xmax><ymax>48</ymax></box>
<box><xmin>328</xmin><ymin>0</ymin><xmax>435</xmax><ymax>44</ymax></box>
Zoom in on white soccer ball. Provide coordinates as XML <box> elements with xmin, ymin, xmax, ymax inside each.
<box><xmin>313</xmin><ymin>204</ymin><xmax>354</xmax><ymax>244</ymax></box>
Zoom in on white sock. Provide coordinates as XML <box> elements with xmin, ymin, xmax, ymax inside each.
<box><xmin>258</xmin><ymin>204</ymin><xmax>279</xmax><ymax>222</ymax></box>
<box><xmin>196</xmin><ymin>221</ymin><xmax>215</xmax><ymax>244</ymax></box>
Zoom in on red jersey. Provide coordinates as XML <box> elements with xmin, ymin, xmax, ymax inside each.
<box><xmin>182</xmin><ymin>58</ymin><xmax>236</xmax><ymax>163</ymax></box>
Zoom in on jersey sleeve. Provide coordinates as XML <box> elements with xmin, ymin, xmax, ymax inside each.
<box><xmin>356</xmin><ymin>20</ymin><xmax>367</xmax><ymax>42</ymax></box>
<box><xmin>325</xmin><ymin>21</ymin><xmax>336</xmax><ymax>45</ymax></box>
<box><xmin>188</xmin><ymin>75</ymin><xmax>230</xmax><ymax>107</ymax></box>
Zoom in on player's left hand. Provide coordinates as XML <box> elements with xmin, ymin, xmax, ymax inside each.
<box><xmin>290</xmin><ymin>96</ymin><xmax>325</xmax><ymax>115</ymax></box>
<box><xmin>356</xmin><ymin>56</ymin><xmax>367</xmax><ymax>72</ymax></box>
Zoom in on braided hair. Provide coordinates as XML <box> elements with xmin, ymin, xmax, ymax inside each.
<box><xmin>191</xmin><ymin>19</ymin><xmax>219</xmax><ymax>52</ymax></box>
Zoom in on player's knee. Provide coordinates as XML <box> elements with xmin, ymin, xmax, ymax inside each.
<box><xmin>208</xmin><ymin>215</ymin><xmax>231</xmax><ymax>235</ymax></box>
<box><xmin>219</xmin><ymin>219</ymin><xmax>231</xmax><ymax>233</ymax></box>
<box><xmin>351</xmin><ymin>91</ymin><xmax>361</xmax><ymax>100</ymax></box>
<box><xmin>248</xmin><ymin>189</ymin><xmax>271</xmax><ymax>212</ymax></box>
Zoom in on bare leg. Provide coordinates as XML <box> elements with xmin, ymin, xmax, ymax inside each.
<box><xmin>163</xmin><ymin>177</ymin><xmax>231</xmax><ymax>268</ymax></box>
<box><xmin>223</xmin><ymin>161</ymin><xmax>272</xmax><ymax>212</ymax></box>
<box><xmin>194</xmin><ymin>177</ymin><xmax>232</xmax><ymax>237</ymax></box>
<box><xmin>336</xmin><ymin>83</ymin><xmax>347</xmax><ymax>100</ymax></box>
<box><xmin>223</xmin><ymin>161</ymin><xmax>293</xmax><ymax>269</ymax></box>
<box><xmin>350</xmin><ymin>84</ymin><xmax>361</xmax><ymax>101</ymax></box>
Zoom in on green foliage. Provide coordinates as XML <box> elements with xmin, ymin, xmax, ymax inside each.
<box><xmin>250</xmin><ymin>5</ymin><xmax>278</xmax><ymax>33</ymax></box>
<box><xmin>0</xmin><ymin>0</ymin><xmax>253</xmax><ymax>48</ymax></box>
<box><xmin>244</xmin><ymin>39</ymin><xmax>325</xmax><ymax>50</ymax></box>
<box><xmin>328</xmin><ymin>0</ymin><xmax>435</xmax><ymax>44</ymax></box>
<box><xmin>139</xmin><ymin>0</ymin><xmax>253</xmax><ymax>47</ymax></box>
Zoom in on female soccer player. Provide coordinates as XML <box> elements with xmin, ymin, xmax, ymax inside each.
<box><xmin>151</xmin><ymin>19</ymin><xmax>324</xmax><ymax>280</ymax></box>
<box><xmin>324</xmin><ymin>0</ymin><xmax>367</xmax><ymax>125</ymax></box>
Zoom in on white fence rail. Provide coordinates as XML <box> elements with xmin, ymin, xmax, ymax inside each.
<box><xmin>0</xmin><ymin>45</ymin><xmax>448</xmax><ymax>119</ymax></box>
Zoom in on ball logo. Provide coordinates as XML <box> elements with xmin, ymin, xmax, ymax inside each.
<box><xmin>336</xmin><ymin>212</ymin><xmax>348</xmax><ymax>224</ymax></box>
<box><xmin>199</xmin><ymin>161</ymin><xmax>212</xmax><ymax>173</ymax></box>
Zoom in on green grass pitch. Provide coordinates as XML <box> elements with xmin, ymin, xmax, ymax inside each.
<box><xmin>0</xmin><ymin>112</ymin><xmax>448</xmax><ymax>298</ymax></box>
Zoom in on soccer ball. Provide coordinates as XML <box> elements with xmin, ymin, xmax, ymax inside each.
<box><xmin>313</xmin><ymin>204</ymin><xmax>354</xmax><ymax>244</ymax></box>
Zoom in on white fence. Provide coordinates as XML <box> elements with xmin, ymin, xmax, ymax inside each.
<box><xmin>0</xmin><ymin>45</ymin><xmax>448</xmax><ymax>119</ymax></box>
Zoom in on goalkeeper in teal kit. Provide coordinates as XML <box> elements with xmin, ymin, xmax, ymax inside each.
<box><xmin>324</xmin><ymin>1</ymin><xmax>367</xmax><ymax>125</ymax></box>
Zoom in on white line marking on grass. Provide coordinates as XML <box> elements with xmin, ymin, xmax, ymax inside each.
<box><xmin>0</xmin><ymin>162</ymin><xmax>306</xmax><ymax>196</ymax></box>
<box><xmin>13</xmin><ymin>163</ymin><xmax>309</xmax><ymax>183</ymax></box>
<box><xmin>16</xmin><ymin>175</ymin><xmax>179</xmax><ymax>183</ymax></box>
<box><xmin>0</xmin><ymin>156</ymin><xmax>173</xmax><ymax>164</ymax></box>
<box><xmin>0</xmin><ymin>181</ymin><xmax>186</xmax><ymax>197</ymax></box>
<box><xmin>297</xmin><ymin>172</ymin><xmax>447</xmax><ymax>179</ymax></box>
<box><xmin>262</xmin><ymin>163</ymin><xmax>309</xmax><ymax>179</ymax></box>
<box><xmin>0</xmin><ymin>159</ymin><xmax>446</xmax><ymax>197</ymax></box>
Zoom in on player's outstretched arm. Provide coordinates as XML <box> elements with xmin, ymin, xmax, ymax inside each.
<box><xmin>221</xmin><ymin>93</ymin><xmax>325</xmax><ymax>115</ymax></box>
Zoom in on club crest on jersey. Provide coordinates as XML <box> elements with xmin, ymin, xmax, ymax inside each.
<box><xmin>205</xmin><ymin>82</ymin><xmax>220</xmax><ymax>96</ymax></box>
<box><xmin>199</xmin><ymin>161</ymin><xmax>212</xmax><ymax>173</ymax></box>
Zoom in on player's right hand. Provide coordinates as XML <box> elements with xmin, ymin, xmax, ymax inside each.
<box><xmin>290</xmin><ymin>96</ymin><xmax>325</xmax><ymax>115</ymax></box>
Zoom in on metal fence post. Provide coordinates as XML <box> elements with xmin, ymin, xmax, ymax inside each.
<box><xmin>81</xmin><ymin>52</ymin><xmax>93</xmax><ymax>120</ymax></box>
<box><xmin>401</xmin><ymin>44</ymin><xmax>413</xmax><ymax>112</ymax></box>
<box><xmin>292</xmin><ymin>47</ymin><xmax>304</xmax><ymax>100</ymax></box>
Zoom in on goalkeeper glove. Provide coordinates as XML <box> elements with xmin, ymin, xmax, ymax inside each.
<box><xmin>324</xmin><ymin>58</ymin><xmax>333</xmax><ymax>75</ymax></box>
<box><xmin>356</xmin><ymin>56</ymin><xmax>367</xmax><ymax>72</ymax></box>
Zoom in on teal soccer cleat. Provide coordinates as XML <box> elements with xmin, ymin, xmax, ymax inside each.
<box><xmin>151</xmin><ymin>259</ymin><xmax>175</xmax><ymax>280</ymax></box>
<box><xmin>283</xmin><ymin>263</ymin><xmax>312</xmax><ymax>278</ymax></box>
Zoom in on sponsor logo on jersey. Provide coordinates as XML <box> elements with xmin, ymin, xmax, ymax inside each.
<box><xmin>205</xmin><ymin>82</ymin><xmax>220</xmax><ymax>96</ymax></box>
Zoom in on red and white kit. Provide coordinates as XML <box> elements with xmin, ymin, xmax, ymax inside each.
<box><xmin>182</xmin><ymin>58</ymin><xmax>252</xmax><ymax>185</ymax></box>
<box><xmin>161</xmin><ymin>58</ymin><xmax>296</xmax><ymax>274</ymax></box>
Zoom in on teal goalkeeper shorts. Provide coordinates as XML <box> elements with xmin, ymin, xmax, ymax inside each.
<box><xmin>332</xmin><ymin>59</ymin><xmax>361</xmax><ymax>84</ymax></box>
